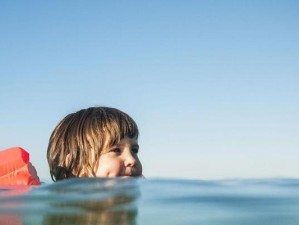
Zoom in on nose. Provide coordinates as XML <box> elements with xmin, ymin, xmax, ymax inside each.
<box><xmin>124</xmin><ymin>151</ymin><xmax>136</xmax><ymax>167</ymax></box>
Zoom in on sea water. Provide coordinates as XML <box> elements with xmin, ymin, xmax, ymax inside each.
<box><xmin>1</xmin><ymin>178</ymin><xmax>299</xmax><ymax>225</ymax></box>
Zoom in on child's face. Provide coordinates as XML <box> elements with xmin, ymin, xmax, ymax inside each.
<box><xmin>95</xmin><ymin>136</ymin><xmax>142</xmax><ymax>177</ymax></box>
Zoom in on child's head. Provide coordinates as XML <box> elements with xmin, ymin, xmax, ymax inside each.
<box><xmin>47</xmin><ymin>106</ymin><xmax>142</xmax><ymax>181</ymax></box>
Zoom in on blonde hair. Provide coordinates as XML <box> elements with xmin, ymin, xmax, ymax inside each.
<box><xmin>47</xmin><ymin>107</ymin><xmax>139</xmax><ymax>181</ymax></box>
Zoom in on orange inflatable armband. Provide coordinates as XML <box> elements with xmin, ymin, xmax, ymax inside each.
<box><xmin>0</xmin><ymin>147</ymin><xmax>29</xmax><ymax>176</ymax></box>
<box><xmin>0</xmin><ymin>147</ymin><xmax>40</xmax><ymax>185</ymax></box>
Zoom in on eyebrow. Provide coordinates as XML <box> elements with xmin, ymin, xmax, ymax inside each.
<box><xmin>114</xmin><ymin>142</ymin><xmax>139</xmax><ymax>148</ymax></box>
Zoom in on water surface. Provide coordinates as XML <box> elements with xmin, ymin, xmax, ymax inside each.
<box><xmin>1</xmin><ymin>178</ymin><xmax>299</xmax><ymax>225</ymax></box>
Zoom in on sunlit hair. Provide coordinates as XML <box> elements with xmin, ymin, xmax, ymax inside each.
<box><xmin>47</xmin><ymin>107</ymin><xmax>139</xmax><ymax>181</ymax></box>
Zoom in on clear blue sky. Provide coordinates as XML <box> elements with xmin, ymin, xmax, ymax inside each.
<box><xmin>1</xmin><ymin>0</ymin><xmax>298</xmax><ymax>180</ymax></box>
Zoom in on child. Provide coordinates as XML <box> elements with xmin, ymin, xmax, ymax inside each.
<box><xmin>47</xmin><ymin>106</ymin><xmax>143</xmax><ymax>181</ymax></box>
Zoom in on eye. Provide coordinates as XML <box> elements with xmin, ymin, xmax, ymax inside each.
<box><xmin>110</xmin><ymin>148</ymin><xmax>121</xmax><ymax>154</ymax></box>
<box><xmin>132</xmin><ymin>147</ymin><xmax>139</xmax><ymax>154</ymax></box>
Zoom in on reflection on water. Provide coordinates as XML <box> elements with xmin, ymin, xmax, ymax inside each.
<box><xmin>43</xmin><ymin>178</ymin><xmax>138</xmax><ymax>225</ymax></box>
<box><xmin>1</xmin><ymin>178</ymin><xmax>299</xmax><ymax>225</ymax></box>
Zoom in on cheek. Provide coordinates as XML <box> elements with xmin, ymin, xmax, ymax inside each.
<box><xmin>96</xmin><ymin>156</ymin><xmax>123</xmax><ymax>177</ymax></box>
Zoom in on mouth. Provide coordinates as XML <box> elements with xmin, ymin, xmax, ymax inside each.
<box><xmin>123</xmin><ymin>167</ymin><xmax>138</xmax><ymax>177</ymax></box>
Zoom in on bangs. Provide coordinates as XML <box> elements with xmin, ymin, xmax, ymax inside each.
<box><xmin>94</xmin><ymin>107</ymin><xmax>139</xmax><ymax>147</ymax></box>
<box><xmin>70</xmin><ymin>107</ymin><xmax>139</xmax><ymax>151</ymax></box>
